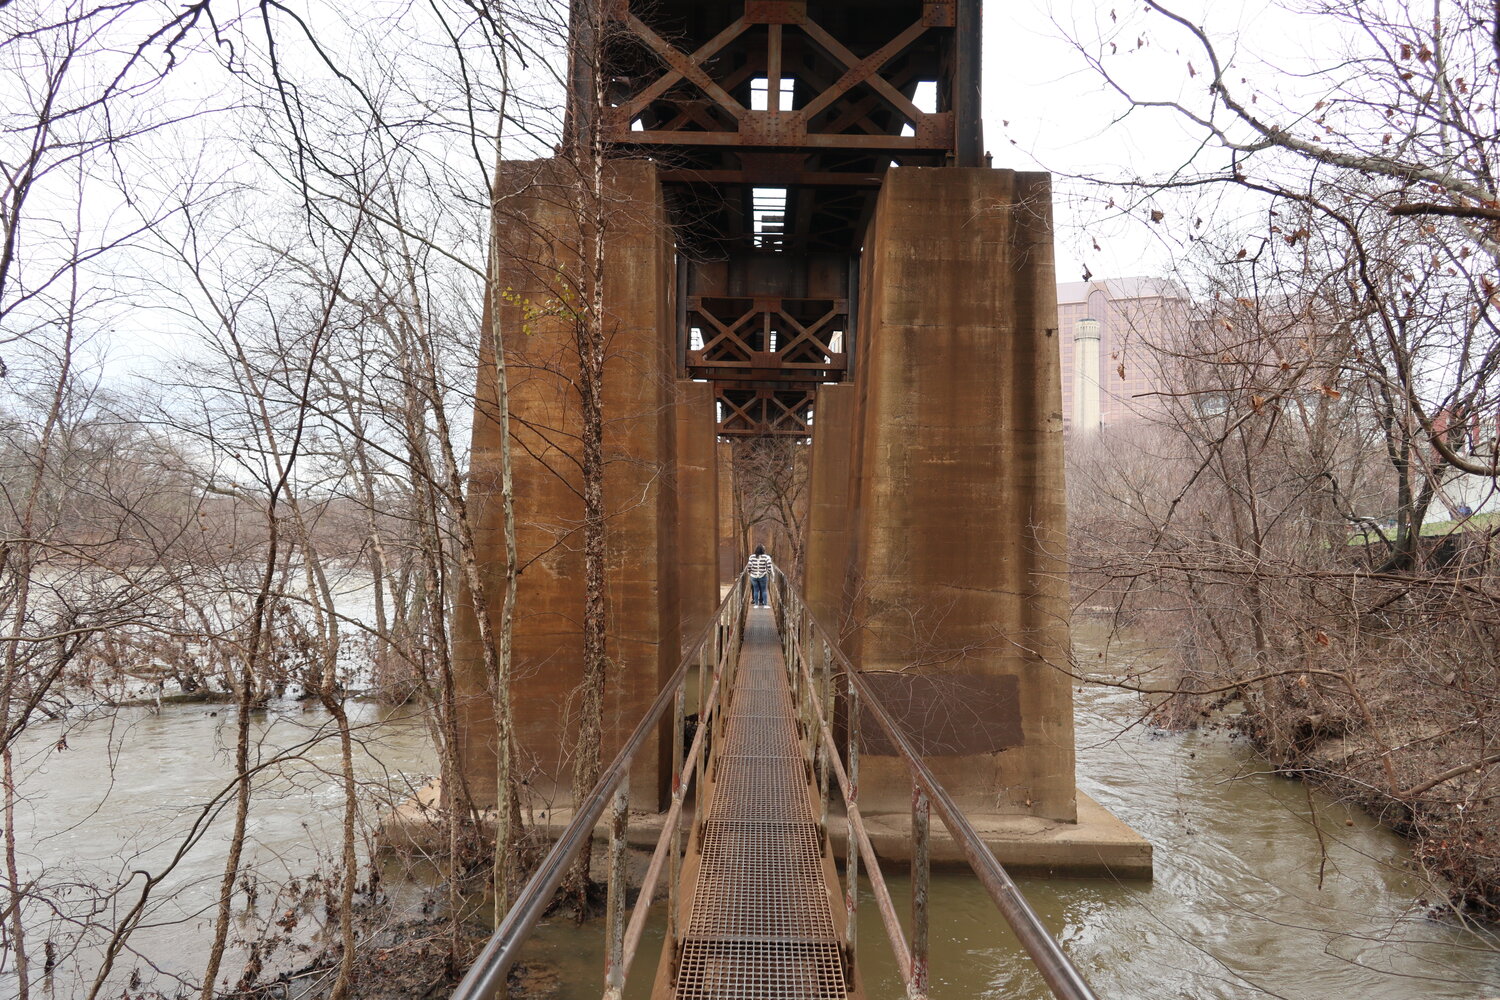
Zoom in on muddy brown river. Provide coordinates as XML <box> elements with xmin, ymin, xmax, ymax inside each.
<box><xmin>8</xmin><ymin>622</ymin><xmax>1499</xmax><ymax>998</ymax></box>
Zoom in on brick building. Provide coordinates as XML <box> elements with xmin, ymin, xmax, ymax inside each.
<box><xmin>1057</xmin><ymin>278</ymin><xmax>1189</xmax><ymax>431</ymax></box>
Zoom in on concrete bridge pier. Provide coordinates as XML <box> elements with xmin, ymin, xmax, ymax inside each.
<box><xmin>454</xmin><ymin>158</ymin><xmax>679</xmax><ymax>813</ymax></box>
<box><xmin>805</xmin><ymin>384</ymin><xmax>856</xmax><ymax>634</ymax></box>
<box><xmin>810</xmin><ymin>167</ymin><xmax>1151</xmax><ymax>875</ymax></box>
<box><xmin>675</xmin><ymin>380</ymin><xmax>720</xmax><ymax>652</ymax></box>
<box><xmin>716</xmin><ymin>439</ymin><xmax>743</xmax><ymax>586</ymax></box>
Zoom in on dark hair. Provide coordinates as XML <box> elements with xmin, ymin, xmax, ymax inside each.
<box><xmin>754</xmin><ymin>545</ymin><xmax>765</xmax><ymax>556</ymax></box>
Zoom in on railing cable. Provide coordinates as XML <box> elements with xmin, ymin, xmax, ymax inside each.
<box><xmin>774</xmin><ymin>569</ymin><xmax>1101</xmax><ymax>1000</ymax></box>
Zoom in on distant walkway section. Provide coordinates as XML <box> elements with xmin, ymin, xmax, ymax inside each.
<box><xmin>669</xmin><ymin>609</ymin><xmax>850</xmax><ymax>1000</ymax></box>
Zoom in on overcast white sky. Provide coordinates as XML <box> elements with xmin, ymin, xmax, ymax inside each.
<box><xmin>3</xmin><ymin>0</ymin><xmax>1330</xmax><ymax>381</ymax></box>
<box><xmin>988</xmin><ymin>0</ymin><xmax>1294</xmax><ymax>282</ymax></box>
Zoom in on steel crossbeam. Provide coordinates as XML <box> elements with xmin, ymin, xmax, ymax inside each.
<box><xmin>584</xmin><ymin>0</ymin><xmax>984</xmax><ymax>437</ymax></box>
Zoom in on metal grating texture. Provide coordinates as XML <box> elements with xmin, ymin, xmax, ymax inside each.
<box><xmin>730</xmin><ymin>676</ymin><xmax>793</xmax><ymax>701</ymax></box>
<box><xmin>676</xmin><ymin>941</ymin><xmax>846</xmax><ymax>1000</ymax></box>
<box><xmin>673</xmin><ymin>612</ymin><xmax>848</xmax><ymax>1000</ymax></box>
<box><xmin>725</xmin><ymin>694</ymin><xmax>795</xmax><ymax>721</ymax></box>
<box><xmin>708</xmin><ymin>756</ymin><xmax>811</xmax><ymax>822</ymax></box>
<box><xmin>734</xmin><ymin>670</ymin><xmax>788</xmax><ymax>691</ymax></box>
<box><xmin>718</xmin><ymin>716</ymin><xmax>800</xmax><ymax>758</ymax></box>
<box><xmin>688</xmin><ymin>821</ymin><xmax>834</xmax><ymax>939</ymax></box>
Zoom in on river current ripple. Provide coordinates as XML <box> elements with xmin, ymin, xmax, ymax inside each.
<box><xmin>9</xmin><ymin>621</ymin><xmax>1500</xmax><ymax>998</ymax></box>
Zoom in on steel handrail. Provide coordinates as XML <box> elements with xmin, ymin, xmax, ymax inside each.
<box><xmin>774</xmin><ymin>569</ymin><xmax>1100</xmax><ymax>1000</ymax></box>
<box><xmin>453</xmin><ymin>565</ymin><xmax>1097</xmax><ymax>1000</ymax></box>
<box><xmin>615</xmin><ymin>630</ymin><xmax>727</xmax><ymax>987</ymax></box>
<box><xmin>795</xmin><ymin>616</ymin><xmax>916</xmax><ymax>982</ymax></box>
<box><xmin>450</xmin><ymin>578</ymin><xmax>745</xmax><ymax>1000</ymax></box>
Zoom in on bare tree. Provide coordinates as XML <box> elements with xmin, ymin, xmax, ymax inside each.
<box><xmin>1073</xmin><ymin>0</ymin><xmax>1500</xmax><ymax>481</ymax></box>
<box><xmin>729</xmin><ymin>437</ymin><xmax>811</xmax><ymax>586</ymax></box>
<box><xmin>0</xmin><ymin>0</ymin><xmax>674</xmax><ymax>991</ymax></box>
<box><xmin>1068</xmin><ymin>236</ymin><xmax>1500</xmax><ymax>913</ymax></box>
<box><xmin>1050</xmin><ymin>0</ymin><xmax>1500</xmax><ymax>914</ymax></box>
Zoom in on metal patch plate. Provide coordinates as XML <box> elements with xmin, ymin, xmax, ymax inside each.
<box><xmin>857</xmin><ymin>671</ymin><xmax>1023</xmax><ymax>756</ymax></box>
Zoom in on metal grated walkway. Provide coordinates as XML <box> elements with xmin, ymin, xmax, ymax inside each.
<box><xmin>668</xmin><ymin>610</ymin><xmax>851</xmax><ymax>1000</ymax></box>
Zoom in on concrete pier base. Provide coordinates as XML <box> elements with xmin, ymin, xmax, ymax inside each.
<box><xmin>377</xmin><ymin>780</ymin><xmax>680</xmax><ymax>856</ymax></box>
<box><xmin>827</xmin><ymin>793</ymin><xmax>1152</xmax><ymax>879</ymax></box>
<box><xmin>379</xmin><ymin>783</ymin><xmax>1149</xmax><ymax>880</ymax></box>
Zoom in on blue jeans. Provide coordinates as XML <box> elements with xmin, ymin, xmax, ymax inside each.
<box><xmin>750</xmin><ymin>576</ymin><xmax>768</xmax><ymax>606</ymax></box>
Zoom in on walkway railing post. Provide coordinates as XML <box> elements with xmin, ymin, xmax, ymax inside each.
<box><xmin>794</xmin><ymin>623</ymin><xmax>809</xmax><ymax>746</ymax></box>
<box><xmin>672</xmin><ymin>682</ymin><xmax>686</xmax><ymax>781</ymax></box>
<box><xmin>786</xmin><ymin>600</ymin><xmax>799</xmax><ymax>701</ymax></box>
<box><xmin>911</xmin><ymin>783</ymin><xmax>931</xmax><ymax>1000</ymax></box>
<box><xmin>728</xmin><ymin>590</ymin><xmax>740</xmax><ymax>702</ymax></box>
<box><xmin>797</xmin><ymin>604</ymin><xmax>810</xmax><ymax>742</ymax></box>
<box><xmin>844</xmin><ymin>672</ymin><xmax>860</xmax><ymax>962</ymax></box>
<box><xmin>799</xmin><ymin>603</ymin><xmax>810</xmax><ymax>695</ymax></box>
<box><xmin>720</xmin><ymin>619</ymin><xmax>733</xmax><ymax>724</ymax></box>
<box><xmin>817</xmin><ymin>640</ymin><xmax>831</xmax><ymax>830</ymax></box>
<box><xmin>786</xmin><ymin>580</ymin><xmax>795</xmax><ymax>664</ymax></box>
<box><xmin>723</xmin><ymin>615</ymin><xmax>734</xmax><ymax>728</ymax></box>
<box><xmin>603</xmin><ymin>777</ymin><xmax>630</xmax><ymax>1000</ymax></box>
<box><xmin>698</xmin><ymin>641</ymin><xmax>709</xmax><ymax>722</ymax></box>
<box><xmin>669</xmin><ymin>683</ymin><xmax>686</xmax><ymax>943</ymax></box>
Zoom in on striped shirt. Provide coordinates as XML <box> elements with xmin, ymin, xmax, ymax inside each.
<box><xmin>747</xmin><ymin>553</ymin><xmax>773</xmax><ymax>579</ymax></box>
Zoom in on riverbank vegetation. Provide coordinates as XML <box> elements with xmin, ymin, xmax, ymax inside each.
<box><xmin>0</xmin><ymin>0</ymin><xmax>608</xmax><ymax>995</ymax></box>
<box><xmin>1065</xmin><ymin>0</ymin><xmax>1500</xmax><ymax>918</ymax></box>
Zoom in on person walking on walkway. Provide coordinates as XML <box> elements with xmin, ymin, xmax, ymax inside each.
<box><xmin>746</xmin><ymin>545</ymin><xmax>773</xmax><ymax>607</ymax></box>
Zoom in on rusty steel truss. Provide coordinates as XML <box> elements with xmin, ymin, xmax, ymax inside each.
<box><xmin>597</xmin><ymin>0</ymin><xmax>984</xmax><ymax>436</ymax></box>
<box><xmin>604</xmin><ymin>1</ymin><xmax>979</xmax><ymax>168</ymax></box>
<box><xmin>686</xmin><ymin>296</ymin><xmax>848</xmax><ymax>378</ymax></box>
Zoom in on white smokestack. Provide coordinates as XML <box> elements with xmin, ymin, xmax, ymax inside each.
<box><xmin>1072</xmin><ymin>317</ymin><xmax>1102</xmax><ymax>434</ymax></box>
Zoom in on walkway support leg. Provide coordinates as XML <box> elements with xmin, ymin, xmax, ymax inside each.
<box><xmin>910</xmin><ymin>784</ymin><xmax>930</xmax><ymax>1000</ymax></box>
<box><xmin>844</xmin><ymin>677</ymin><xmax>860</xmax><ymax>962</ymax></box>
<box><xmin>604</xmin><ymin>778</ymin><xmax>629</xmax><ymax>1000</ymax></box>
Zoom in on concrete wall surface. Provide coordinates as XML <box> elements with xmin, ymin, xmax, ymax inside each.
<box><xmin>675</xmin><ymin>380</ymin><xmax>719</xmax><ymax>652</ymax></box>
<box><xmin>805</xmin><ymin>384</ymin><xmax>855</xmax><ymax>631</ymax></box>
<box><xmin>454</xmin><ymin>158</ymin><xmax>679</xmax><ymax>810</ymax></box>
<box><xmin>716</xmin><ymin>439</ymin><xmax>740</xmax><ymax>585</ymax></box>
<box><xmin>847</xmin><ymin>166</ymin><xmax>1077</xmax><ymax>822</ymax></box>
